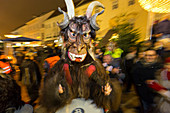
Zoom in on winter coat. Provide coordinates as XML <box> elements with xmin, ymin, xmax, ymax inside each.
<box><xmin>19</xmin><ymin>59</ymin><xmax>41</xmax><ymax>87</ymax></box>
<box><xmin>132</xmin><ymin>60</ymin><xmax>162</xmax><ymax>103</ymax></box>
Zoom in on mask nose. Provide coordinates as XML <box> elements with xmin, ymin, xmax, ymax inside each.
<box><xmin>76</xmin><ymin>35</ymin><xmax>85</xmax><ymax>53</ymax></box>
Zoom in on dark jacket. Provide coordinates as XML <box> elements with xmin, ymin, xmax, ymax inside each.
<box><xmin>132</xmin><ymin>59</ymin><xmax>162</xmax><ymax>103</ymax></box>
<box><xmin>19</xmin><ymin>59</ymin><xmax>41</xmax><ymax>87</ymax></box>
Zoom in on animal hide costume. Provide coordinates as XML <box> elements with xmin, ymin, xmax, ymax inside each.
<box><xmin>40</xmin><ymin>0</ymin><xmax>121</xmax><ymax>113</ymax></box>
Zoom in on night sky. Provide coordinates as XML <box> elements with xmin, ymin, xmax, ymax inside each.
<box><xmin>0</xmin><ymin>0</ymin><xmax>87</xmax><ymax>38</ymax></box>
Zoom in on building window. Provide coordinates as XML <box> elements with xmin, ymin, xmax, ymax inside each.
<box><xmin>42</xmin><ymin>24</ymin><xmax>44</xmax><ymax>28</ymax></box>
<box><xmin>128</xmin><ymin>0</ymin><xmax>135</xmax><ymax>6</ymax></box>
<box><xmin>49</xmin><ymin>24</ymin><xmax>51</xmax><ymax>28</ymax></box>
<box><xmin>112</xmin><ymin>0</ymin><xmax>118</xmax><ymax>10</ymax></box>
<box><xmin>41</xmin><ymin>33</ymin><xmax>44</xmax><ymax>40</ymax></box>
<box><xmin>53</xmin><ymin>22</ymin><xmax>56</xmax><ymax>27</ymax></box>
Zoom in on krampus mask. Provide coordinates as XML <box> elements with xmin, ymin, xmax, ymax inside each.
<box><xmin>58</xmin><ymin>0</ymin><xmax>104</xmax><ymax>62</ymax></box>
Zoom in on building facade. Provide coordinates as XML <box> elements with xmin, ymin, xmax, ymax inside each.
<box><xmin>11</xmin><ymin>0</ymin><xmax>168</xmax><ymax>44</ymax></box>
<box><xmin>11</xmin><ymin>10</ymin><xmax>55</xmax><ymax>43</ymax></box>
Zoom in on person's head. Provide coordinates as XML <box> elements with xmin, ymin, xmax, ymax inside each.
<box><xmin>25</xmin><ymin>52</ymin><xmax>34</xmax><ymax>60</ymax></box>
<box><xmin>154</xmin><ymin>41</ymin><xmax>163</xmax><ymax>50</ymax></box>
<box><xmin>106</xmin><ymin>46</ymin><xmax>112</xmax><ymax>51</ymax></box>
<box><xmin>164</xmin><ymin>57</ymin><xmax>170</xmax><ymax>72</ymax></box>
<box><xmin>163</xmin><ymin>42</ymin><xmax>170</xmax><ymax>50</ymax></box>
<box><xmin>0</xmin><ymin>76</ymin><xmax>23</xmax><ymax>112</ymax></box>
<box><xmin>142</xmin><ymin>40</ymin><xmax>153</xmax><ymax>48</ymax></box>
<box><xmin>144</xmin><ymin>49</ymin><xmax>158</xmax><ymax>63</ymax></box>
<box><xmin>128</xmin><ymin>46</ymin><xmax>137</xmax><ymax>53</ymax></box>
<box><xmin>103</xmin><ymin>55</ymin><xmax>112</xmax><ymax>64</ymax></box>
<box><xmin>137</xmin><ymin>51</ymin><xmax>145</xmax><ymax>59</ymax></box>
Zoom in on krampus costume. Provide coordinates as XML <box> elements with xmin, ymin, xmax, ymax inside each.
<box><xmin>40</xmin><ymin>0</ymin><xmax>121</xmax><ymax>113</ymax></box>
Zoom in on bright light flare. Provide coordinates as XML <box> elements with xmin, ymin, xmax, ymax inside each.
<box><xmin>138</xmin><ymin>0</ymin><xmax>170</xmax><ymax>13</ymax></box>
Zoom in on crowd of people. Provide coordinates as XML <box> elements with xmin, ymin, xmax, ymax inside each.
<box><xmin>0</xmin><ymin>20</ymin><xmax>169</xmax><ymax>113</ymax></box>
<box><xmin>95</xmin><ymin>36</ymin><xmax>170</xmax><ymax>113</ymax></box>
<box><xmin>0</xmin><ymin>37</ymin><xmax>169</xmax><ymax>113</ymax></box>
<box><xmin>0</xmin><ymin>45</ymin><xmax>62</xmax><ymax>113</ymax></box>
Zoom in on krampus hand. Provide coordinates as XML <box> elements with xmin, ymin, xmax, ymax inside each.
<box><xmin>58</xmin><ymin>84</ymin><xmax>64</xmax><ymax>94</ymax></box>
<box><xmin>102</xmin><ymin>83</ymin><xmax>112</xmax><ymax>96</ymax></box>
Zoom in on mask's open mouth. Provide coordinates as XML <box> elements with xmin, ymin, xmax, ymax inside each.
<box><xmin>68</xmin><ymin>52</ymin><xmax>87</xmax><ymax>62</ymax></box>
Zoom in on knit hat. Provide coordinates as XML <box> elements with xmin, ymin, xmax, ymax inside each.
<box><xmin>165</xmin><ymin>57</ymin><xmax>170</xmax><ymax>63</ymax></box>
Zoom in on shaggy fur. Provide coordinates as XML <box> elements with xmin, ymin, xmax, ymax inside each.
<box><xmin>40</xmin><ymin>15</ymin><xmax>121</xmax><ymax>113</ymax></box>
<box><xmin>40</xmin><ymin>54</ymin><xmax>121</xmax><ymax>113</ymax></box>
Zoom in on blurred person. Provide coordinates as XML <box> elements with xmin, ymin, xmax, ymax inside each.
<box><xmin>154</xmin><ymin>14</ymin><xmax>170</xmax><ymax>41</ymax></box>
<box><xmin>0</xmin><ymin>59</ymin><xmax>12</xmax><ymax>75</ymax></box>
<box><xmin>0</xmin><ymin>51</ymin><xmax>14</xmax><ymax>76</ymax></box>
<box><xmin>111</xmin><ymin>43</ymin><xmax>123</xmax><ymax>59</ymax></box>
<box><xmin>43</xmin><ymin>48</ymin><xmax>60</xmax><ymax>82</ymax></box>
<box><xmin>133</xmin><ymin>51</ymin><xmax>145</xmax><ymax>63</ymax></box>
<box><xmin>132</xmin><ymin>49</ymin><xmax>163</xmax><ymax>113</ymax></box>
<box><xmin>154</xmin><ymin>41</ymin><xmax>164</xmax><ymax>57</ymax></box>
<box><xmin>103</xmin><ymin>55</ymin><xmax>122</xmax><ymax>80</ymax></box>
<box><xmin>146</xmin><ymin>57</ymin><xmax>170</xmax><ymax>113</ymax></box>
<box><xmin>19</xmin><ymin>54</ymin><xmax>42</xmax><ymax>106</ymax></box>
<box><xmin>95</xmin><ymin>48</ymin><xmax>103</xmax><ymax>62</ymax></box>
<box><xmin>102</xmin><ymin>55</ymin><xmax>122</xmax><ymax>112</ymax></box>
<box><xmin>0</xmin><ymin>71</ymin><xmax>33</xmax><ymax>113</ymax></box>
<box><xmin>15</xmin><ymin>51</ymin><xmax>25</xmax><ymax>67</ymax></box>
<box><xmin>141</xmin><ymin>40</ymin><xmax>153</xmax><ymax>51</ymax></box>
<box><xmin>161</xmin><ymin>42</ymin><xmax>170</xmax><ymax>61</ymax></box>
<box><xmin>103</xmin><ymin>43</ymin><xmax>123</xmax><ymax>65</ymax></box>
<box><xmin>104</xmin><ymin>46</ymin><xmax>112</xmax><ymax>56</ymax></box>
<box><xmin>124</xmin><ymin>47</ymin><xmax>137</xmax><ymax>92</ymax></box>
<box><xmin>151</xmin><ymin>20</ymin><xmax>159</xmax><ymax>44</ymax></box>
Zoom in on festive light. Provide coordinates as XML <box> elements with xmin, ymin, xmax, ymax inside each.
<box><xmin>138</xmin><ymin>0</ymin><xmax>170</xmax><ymax>13</ymax></box>
<box><xmin>4</xmin><ymin>35</ymin><xmax>22</xmax><ymax>38</ymax></box>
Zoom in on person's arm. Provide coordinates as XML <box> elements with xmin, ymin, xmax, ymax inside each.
<box><xmin>146</xmin><ymin>80</ymin><xmax>167</xmax><ymax>91</ymax></box>
<box><xmin>146</xmin><ymin>80</ymin><xmax>170</xmax><ymax>98</ymax></box>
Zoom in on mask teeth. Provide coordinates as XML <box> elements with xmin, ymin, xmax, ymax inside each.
<box><xmin>69</xmin><ymin>52</ymin><xmax>75</xmax><ymax>61</ymax></box>
<box><xmin>68</xmin><ymin>52</ymin><xmax>87</xmax><ymax>62</ymax></box>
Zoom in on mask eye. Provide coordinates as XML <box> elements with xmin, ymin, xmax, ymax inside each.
<box><xmin>83</xmin><ymin>33</ymin><xmax>89</xmax><ymax>39</ymax></box>
<box><xmin>68</xmin><ymin>30</ymin><xmax>76</xmax><ymax>42</ymax></box>
<box><xmin>83</xmin><ymin>33</ymin><xmax>90</xmax><ymax>43</ymax></box>
<box><xmin>71</xmin><ymin>32</ymin><xmax>77</xmax><ymax>37</ymax></box>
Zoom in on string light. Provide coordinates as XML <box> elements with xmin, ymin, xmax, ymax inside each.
<box><xmin>138</xmin><ymin>0</ymin><xmax>170</xmax><ymax>13</ymax></box>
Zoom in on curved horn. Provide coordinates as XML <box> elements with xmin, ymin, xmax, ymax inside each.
<box><xmin>58</xmin><ymin>7</ymin><xmax>69</xmax><ymax>29</ymax></box>
<box><xmin>65</xmin><ymin>0</ymin><xmax>75</xmax><ymax>19</ymax></box>
<box><xmin>90</xmin><ymin>9</ymin><xmax>104</xmax><ymax>30</ymax></box>
<box><xmin>86</xmin><ymin>1</ymin><xmax>104</xmax><ymax>19</ymax></box>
